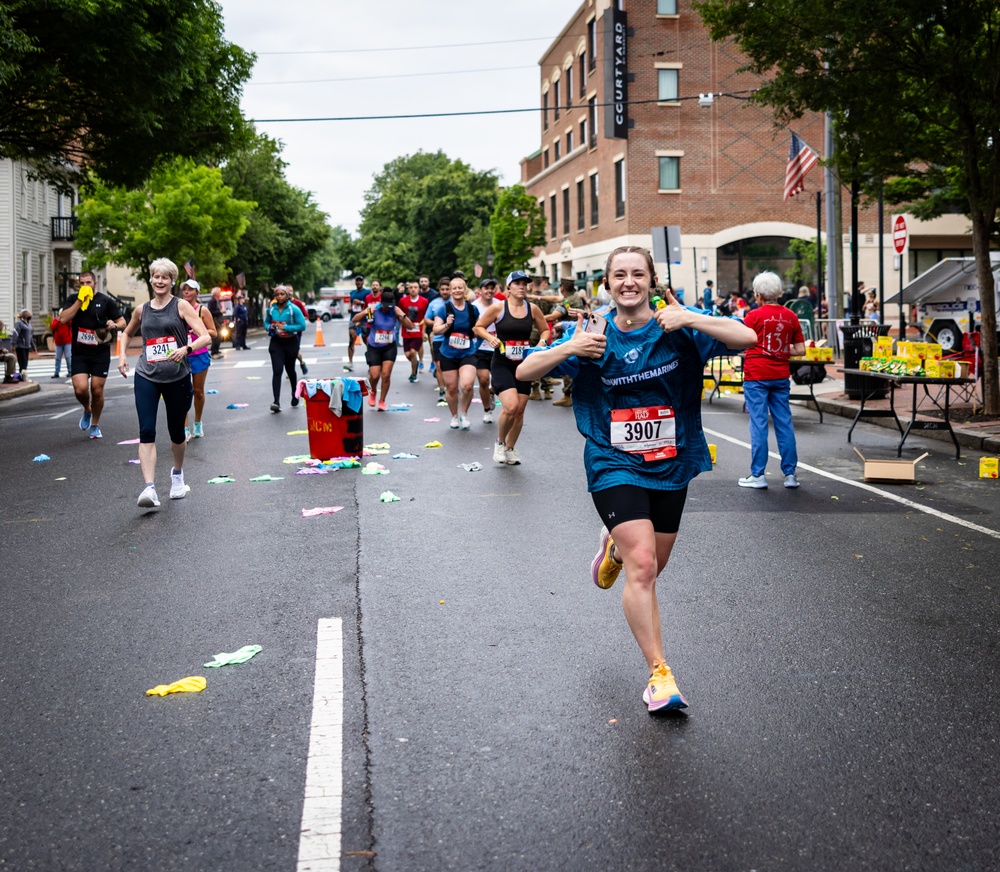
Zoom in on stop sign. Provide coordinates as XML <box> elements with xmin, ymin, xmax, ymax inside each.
<box><xmin>893</xmin><ymin>215</ymin><xmax>907</xmax><ymax>254</ymax></box>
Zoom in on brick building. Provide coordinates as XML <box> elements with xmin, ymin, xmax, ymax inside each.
<box><xmin>520</xmin><ymin>0</ymin><xmax>972</xmax><ymax>315</ymax></box>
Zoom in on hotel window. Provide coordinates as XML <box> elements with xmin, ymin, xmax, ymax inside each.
<box><xmin>539</xmin><ymin>200</ymin><xmax>546</xmax><ymax>234</ymax></box>
<box><xmin>590</xmin><ymin>173</ymin><xmax>599</xmax><ymax>226</ymax></box>
<box><xmin>544</xmin><ymin>148</ymin><xmax>550</xmax><ymax>169</ymax></box>
<box><xmin>587</xmin><ymin>19</ymin><xmax>597</xmax><ymax>71</ymax></box>
<box><xmin>553</xmin><ymin>79</ymin><xmax>561</xmax><ymax>120</ymax></box>
<box><xmin>587</xmin><ymin>97</ymin><xmax>597</xmax><ymax>148</ymax></box>
<box><xmin>565</xmin><ymin>67</ymin><xmax>573</xmax><ymax>110</ymax></box>
<box><xmin>657</xmin><ymin>0</ymin><xmax>678</xmax><ymax>13</ymax></box>
<box><xmin>542</xmin><ymin>91</ymin><xmax>549</xmax><ymax>130</ymax></box>
<box><xmin>550</xmin><ymin>194</ymin><xmax>557</xmax><ymax>239</ymax></box>
<box><xmin>658</xmin><ymin>69</ymin><xmax>679</xmax><ymax>102</ymax></box>
<box><xmin>579</xmin><ymin>118</ymin><xmax>587</xmax><ymax>150</ymax></box>
<box><xmin>566</xmin><ymin>130</ymin><xmax>574</xmax><ymax>153</ymax></box>
<box><xmin>659</xmin><ymin>156</ymin><xmax>680</xmax><ymax>190</ymax></box>
<box><xmin>562</xmin><ymin>188</ymin><xmax>570</xmax><ymax>235</ymax></box>
<box><xmin>579</xmin><ymin>54</ymin><xmax>586</xmax><ymax>96</ymax></box>
<box><xmin>614</xmin><ymin>159</ymin><xmax>626</xmax><ymax>219</ymax></box>
<box><xmin>576</xmin><ymin>179</ymin><xmax>585</xmax><ymax>232</ymax></box>
<box><xmin>554</xmin><ymin>140</ymin><xmax>561</xmax><ymax>161</ymax></box>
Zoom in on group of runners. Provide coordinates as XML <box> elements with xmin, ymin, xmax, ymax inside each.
<box><xmin>58</xmin><ymin>246</ymin><xmax>805</xmax><ymax>716</ymax></box>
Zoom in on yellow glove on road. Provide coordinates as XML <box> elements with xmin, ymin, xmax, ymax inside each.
<box><xmin>145</xmin><ymin>675</ymin><xmax>206</xmax><ymax>697</ymax></box>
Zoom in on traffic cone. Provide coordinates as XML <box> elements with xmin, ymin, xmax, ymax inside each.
<box><xmin>116</xmin><ymin>332</ymin><xmax>124</xmax><ymax>358</ymax></box>
<box><xmin>355</xmin><ymin>333</ymin><xmax>362</xmax><ymax>346</ymax></box>
<box><xmin>314</xmin><ymin>319</ymin><xmax>326</xmax><ymax>347</ymax></box>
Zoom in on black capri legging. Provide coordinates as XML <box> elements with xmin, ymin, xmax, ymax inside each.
<box><xmin>134</xmin><ymin>373</ymin><xmax>193</xmax><ymax>445</ymax></box>
<box><xmin>269</xmin><ymin>336</ymin><xmax>299</xmax><ymax>402</ymax></box>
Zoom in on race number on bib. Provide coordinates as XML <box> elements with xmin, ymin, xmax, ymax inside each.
<box><xmin>77</xmin><ymin>328</ymin><xmax>98</xmax><ymax>347</ymax></box>
<box><xmin>610</xmin><ymin>406</ymin><xmax>677</xmax><ymax>461</ymax></box>
<box><xmin>373</xmin><ymin>330</ymin><xmax>394</xmax><ymax>345</ymax></box>
<box><xmin>146</xmin><ymin>336</ymin><xmax>178</xmax><ymax>362</ymax></box>
<box><xmin>503</xmin><ymin>340</ymin><xmax>528</xmax><ymax>361</ymax></box>
<box><xmin>448</xmin><ymin>333</ymin><xmax>470</xmax><ymax>351</ymax></box>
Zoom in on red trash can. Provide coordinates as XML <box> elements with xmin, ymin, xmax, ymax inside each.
<box><xmin>298</xmin><ymin>379</ymin><xmax>368</xmax><ymax>460</ymax></box>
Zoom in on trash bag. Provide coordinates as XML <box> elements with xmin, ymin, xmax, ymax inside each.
<box><xmin>792</xmin><ymin>364</ymin><xmax>826</xmax><ymax>386</ymax></box>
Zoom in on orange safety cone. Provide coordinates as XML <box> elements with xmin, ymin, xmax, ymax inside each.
<box><xmin>116</xmin><ymin>332</ymin><xmax>124</xmax><ymax>358</ymax></box>
<box><xmin>314</xmin><ymin>319</ymin><xmax>326</xmax><ymax>348</ymax></box>
<box><xmin>355</xmin><ymin>333</ymin><xmax>362</xmax><ymax>346</ymax></box>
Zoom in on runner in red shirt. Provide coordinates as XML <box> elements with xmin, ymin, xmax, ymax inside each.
<box><xmin>399</xmin><ymin>281</ymin><xmax>428</xmax><ymax>382</ymax></box>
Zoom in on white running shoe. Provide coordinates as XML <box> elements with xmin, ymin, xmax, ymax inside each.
<box><xmin>459</xmin><ymin>415</ymin><xmax>471</xmax><ymax>430</ymax></box>
<box><xmin>505</xmin><ymin>446</ymin><xmax>521</xmax><ymax>465</ymax></box>
<box><xmin>493</xmin><ymin>441</ymin><xmax>506</xmax><ymax>463</ymax></box>
<box><xmin>483</xmin><ymin>410</ymin><xmax>494</xmax><ymax>424</ymax></box>
<box><xmin>784</xmin><ymin>474</ymin><xmax>800</xmax><ymax>488</ymax></box>
<box><xmin>450</xmin><ymin>416</ymin><xmax>460</xmax><ymax>429</ymax></box>
<box><xmin>738</xmin><ymin>474</ymin><xmax>768</xmax><ymax>489</ymax></box>
<box><xmin>137</xmin><ymin>485</ymin><xmax>160</xmax><ymax>508</ymax></box>
<box><xmin>169</xmin><ymin>469</ymin><xmax>187</xmax><ymax>500</ymax></box>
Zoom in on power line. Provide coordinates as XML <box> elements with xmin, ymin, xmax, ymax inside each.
<box><xmin>249</xmin><ymin>64</ymin><xmax>535</xmax><ymax>87</ymax></box>
<box><xmin>252</xmin><ymin>93</ymin><xmax>756</xmax><ymax>124</ymax></box>
<box><xmin>255</xmin><ymin>36</ymin><xmax>556</xmax><ymax>56</ymax></box>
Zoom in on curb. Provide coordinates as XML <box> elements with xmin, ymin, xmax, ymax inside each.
<box><xmin>0</xmin><ymin>381</ymin><xmax>41</xmax><ymax>401</ymax></box>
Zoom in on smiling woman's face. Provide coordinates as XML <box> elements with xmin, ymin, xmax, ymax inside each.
<box><xmin>608</xmin><ymin>252</ymin><xmax>652</xmax><ymax>310</ymax></box>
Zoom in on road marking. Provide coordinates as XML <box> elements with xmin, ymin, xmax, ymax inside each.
<box><xmin>50</xmin><ymin>408</ymin><xmax>76</xmax><ymax>420</ymax></box>
<box><xmin>704</xmin><ymin>427</ymin><xmax>1000</xmax><ymax>540</ymax></box>
<box><xmin>233</xmin><ymin>360</ymin><xmax>267</xmax><ymax>368</ymax></box>
<box><xmin>297</xmin><ymin>617</ymin><xmax>344</xmax><ymax>872</ymax></box>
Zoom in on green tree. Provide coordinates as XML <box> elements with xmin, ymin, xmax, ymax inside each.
<box><xmin>221</xmin><ymin>133</ymin><xmax>333</xmax><ymax>292</ymax></box>
<box><xmin>75</xmin><ymin>158</ymin><xmax>254</xmax><ymax>293</ymax></box>
<box><xmin>490</xmin><ymin>185</ymin><xmax>547</xmax><ymax>277</ymax></box>
<box><xmin>353</xmin><ymin>151</ymin><xmax>499</xmax><ymax>281</ymax></box>
<box><xmin>0</xmin><ymin>0</ymin><xmax>253</xmax><ymax>189</ymax></box>
<box><xmin>454</xmin><ymin>219</ymin><xmax>493</xmax><ymax>281</ymax></box>
<box><xmin>785</xmin><ymin>238</ymin><xmax>825</xmax><ymax>289</ymax></box>
<box><xmin>695</xmin><ymin>0</ymin><xmax>1000</xmax><ymax>412</ymax></box>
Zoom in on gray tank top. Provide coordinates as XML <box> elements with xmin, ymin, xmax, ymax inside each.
<box><xmin>135</xmin><ymin>296</ymin><xmax>191</xmax><ymax>383</ymax></box>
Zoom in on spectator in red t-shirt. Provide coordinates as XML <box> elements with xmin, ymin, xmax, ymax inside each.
<box><xmin>738</xmin><ymin>271</ymin><xmax>805</xmax><ymax>490</ymax></box>
<box><xmin>52</xmin><ymin>308</ymin><xmax>74</xmax><ymax>378</ymax></box>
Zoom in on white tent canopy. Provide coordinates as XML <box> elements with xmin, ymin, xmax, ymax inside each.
<box><xmin>885</xmin><ymin>254</ymin><xmax>1000</xmax><ymax>306</ymax></box>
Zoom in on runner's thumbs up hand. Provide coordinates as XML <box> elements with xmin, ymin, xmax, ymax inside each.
<box><xmin>653</xmin><ymin>288</ymin><xmax>691</xmax><ymax>333</ymax></box>
<box><xmin>569</xmin><ymin>312</ymin><xmax>606</xmax><ymax>359</ymax></box>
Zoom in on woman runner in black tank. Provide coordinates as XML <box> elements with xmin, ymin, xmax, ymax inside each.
<box><xmin>473</xmin><ymin>270</ymin><xmax>550</xmax><ymax>465</ymax></box>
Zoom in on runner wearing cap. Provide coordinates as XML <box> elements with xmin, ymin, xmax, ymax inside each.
<box><xmin>352</xmin><ymin>290</ymin><xmax>414</xmax><ymax>411</ymax></box>
<box><xmin>473</xmin><ymin>269</ymin><xmax>549</xmax><ymax>464</ymax></box>
<box><xmin>179</xmin><ymin>279</ymin><xmax>216</xmax><ymax>439</ymax></box>
<box><xmin>515</xmin><ymin>245</ymin><xmax>756</xmax><ymax>713</ymax></box>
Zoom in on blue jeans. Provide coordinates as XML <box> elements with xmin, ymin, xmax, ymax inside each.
<box><xmin>54</xmin><ymin>343</ymin><xmax>71</xmax><ymax>376</ymax></box>
<box><xmin>743</xmin><ymin>378</ymin><xmax>798</xmax><ymax>476</ymax></box>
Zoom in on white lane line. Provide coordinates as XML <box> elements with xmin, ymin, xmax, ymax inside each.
<box><xmin>704</xmin><ymin>427</ymin><xmax>1000</xmax><ymax>541</ymax></box>
<box><xmin>233</xmin><ymin>360</ymin><xmax>267</xmax><ymax>368</ymax></box>
<box><xmin>49</xmin><ymin>408</ymin><xmax>76</xmax><ymax>420</ymax></box>
<box><xmin>297</xmin><ymin>618</ymin><xmax>344</xmax><ymax>872</ymax></box>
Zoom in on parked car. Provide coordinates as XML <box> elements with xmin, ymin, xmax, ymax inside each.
<box><xmin>307</xmin><ymin>299</ymin><xmax>344</xmax><ymax>322</ymax></box>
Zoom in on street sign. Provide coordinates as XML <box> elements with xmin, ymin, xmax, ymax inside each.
<box><xmin>893</xmin><ymin>215</ymin><xmax>907</xmax><ymax>254</ymax></box>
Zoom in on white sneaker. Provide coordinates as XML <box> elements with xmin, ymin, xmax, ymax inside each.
<box><xmin>493</xmin><ymin>441</ymin><xmax>506</xmax><ymax>463</ymax></box>
<box><xmin>169</xmin><ymin>469</ymin><xmax>187</xmax><ymax>499</ymax></box>
<box><xmin>483</xmin><ymin>410</ymin><xmax>494</xmax><ymax>424</ymax></box>
<box><xmin>738</xmin><ymin>474</ymin><xmax>768</xmax><ymax>489</ymax></box>
<box><xmin>505</xmin><ymin>446</ymin><xmax>521</xmax><ymax>465</ymax></box>
<box><xmin>137</xmin><ymin>485</ymin><xmax>160</xmax><ymax>508</ymax></box>
<box><xmin>784</xmin><ymin>474</ymin><xmax>800</xmax><ymax>488</ymax></box>
<box><xmin>450</xmin><ymin>416</ymin><xmax>460</xmax><ymax>429</ymax></box>
<box><xmin>459</xmin><ymin>415</ymin><xmax>471</xmax><ymax>430</ymax></box>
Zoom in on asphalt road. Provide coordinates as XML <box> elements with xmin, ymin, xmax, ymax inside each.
<box><xmin>3</xmin><ymin>322</ymin><xmax>1000</xmax><ymax>872</ymax></box>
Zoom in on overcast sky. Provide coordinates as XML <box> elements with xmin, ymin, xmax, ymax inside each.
<box><xmin>219</xmin><ymin>0</ymin><xmax>576</xmax><ymax>236</ymax></box>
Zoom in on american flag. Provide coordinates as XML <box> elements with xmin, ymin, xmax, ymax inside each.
<box><xmin>783</xmin><ymin>133</ymin><xmax>820</xmax><ymax>201</ymax></box>
<box><xmin>473</xmin><ymin>262</ymin><xmax>483</xmax><ymax>278</ymax></box>
<box><xmin>184</xmin><ymin>259</ymin><xmax>196</xmax><ymax>280</ymax></box>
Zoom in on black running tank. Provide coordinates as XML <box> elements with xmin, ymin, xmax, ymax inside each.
<box><xmin>495</xmin><ymin>298</ymin><xmax>532</xmax><ymax>343</ymax></box>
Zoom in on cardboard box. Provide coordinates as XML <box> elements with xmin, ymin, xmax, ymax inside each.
<box><xmin>925</xmin><ymin>343</ymin><xmax>943</xmax><ymax>362</ymax></box>
<box><xmin>874</xmin><ymin>337</ymin><xmax>894</xmax><ymax>358</ymax></box>
<box><xmin>816</xmin><ymin>346</ymin><xmax>833</xmax><ymax>361</ymax></box>
<box><xmin>981</xmin><ymin>457</ymin><xmax>999</xmax><ymax>479</ymax></box>
<box><xmin>938</xmin><ymin>360</ymin><xmax>956</xmax><ymax>378</ymax></box>
<box><xmin>854</xmin><ymin>448</ymin><xmax>929</xmax><ymax>483</ymax></box>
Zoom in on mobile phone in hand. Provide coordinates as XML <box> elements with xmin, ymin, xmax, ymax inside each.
<box><xmin>584</xmin><ymin>313</ymin><xmax>607</xmax><ymax>336</ymax></box>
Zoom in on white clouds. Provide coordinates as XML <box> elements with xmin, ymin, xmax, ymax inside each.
<box><xmin>219</xmin><ymin>0</ymin><xmax>573</xmax><ymax>234</ymax></box>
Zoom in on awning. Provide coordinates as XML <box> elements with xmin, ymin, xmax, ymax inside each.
<box><xmin>586</xmin><ymin>269</ymin><xmax>605</xmax><ymax>282</ymax></box>
<box><xmin>884</xmin><ymin>255</ymin><xmax>1000</xmax><ymax>306</ymax></box>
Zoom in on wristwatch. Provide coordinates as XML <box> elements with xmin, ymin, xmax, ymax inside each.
<box><xmin>186</xmin><ymin>345</ymin><xmax>193</xmax><ymax>355</ymax></box>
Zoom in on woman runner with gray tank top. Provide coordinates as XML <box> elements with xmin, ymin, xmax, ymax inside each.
<box><xmin>117</xmin><ymin>257</ymin><xmax>211</xmax><ymax>509</ymax></box>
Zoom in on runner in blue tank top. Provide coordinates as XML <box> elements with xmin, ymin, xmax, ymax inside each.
<box><xmin>351</xmin><ymin>290</ymin><xmax>414</xmax><ymax>411</ymax></box>
<box><xmin>517</xmin><ymin>245</ymin><xmax>756</xmax><ymax>714</ymax></box>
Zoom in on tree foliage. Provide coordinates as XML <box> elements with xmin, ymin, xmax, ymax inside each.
<box><xmin>0</xmin><ymin>0</ymin><xmax>254</xmax><ymax>189</ymax></box>
<box><xmin>221</xmin><ymin>133</ymin><xmax>334</xmax><ymax>294</ymax></box>
<box><xmin>695</xmin><ymin>0</ymin><xmax>1000</xmax><ymax>412</ymax></box>
<box><xmin>75</xmin><ymin>158</ymin><xmax>254</xmax><ymax>292</ymax></box>
<box><xmin>351</xmin><ymin>151</ymin><xmax>499</xmax><ymax>282</ymax></box>
<box><xmin>490</xmin><ymin>185</ymin><xmax>547</xmax><ymax>277</ymax></box>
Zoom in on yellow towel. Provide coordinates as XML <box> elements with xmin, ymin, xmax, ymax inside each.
<box><xmin>146</xmin><ymin>675</ymin><xmax>207</xmax><ymax>697</ymax></box>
